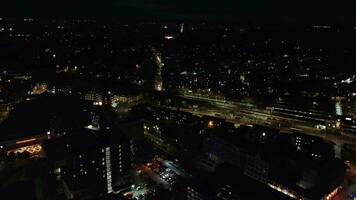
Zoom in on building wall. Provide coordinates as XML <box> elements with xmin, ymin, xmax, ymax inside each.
<box><xmin>243</xmin><ymin>155</ymin><xmax>269</xmax><ymax>183</ymax></box>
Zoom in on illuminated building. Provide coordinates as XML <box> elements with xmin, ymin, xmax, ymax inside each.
<box><xmin>186</xmin><ymin>165</ymin><xmax>295</xmax><ymax>200</ymax></box>
<box><xmin>84</xmin><ymin>91</ymin><xmax>104</xmax><ymax>106</ymax></box>
<box><xmin>153</xmin><ymin>48</ymin><xmax>164</xmax><ymax>91</ymax></box>
<box><xmin>290</xmin><ymin>132</ymin><xmax>334</xmax><ymax>160</ymax></box>
<box><xmin>0</xmin><ymin>133</ymin><xmax>49</xmax><ymax>160</ymax></box>
<box><xmin>7</xmin><ymin>143</ymin><xmax>42</xmax><ymax>156</ymax></box>
<box><xmin>0</xmin><ymin>101</ymin><xmax>10</xmax><ymax>122</ymax></box>
<box><xmin>50</xmin><ymin>86</ymin><xmax>72</xmax><ymax>96</ymax></box>
<box><xmin>202</xmin><ymin>125</ymin><xmax>345</xmax><ymax>200</ymax></box>
<box><xmin>111</xmin><ymin>93</ymin><xmax>143</xmax><ymax>108</ymax></box>
<box><xmin>83</xmin><ymin>90</ymin><xmax>143</xmax><ymax>108</ymax></box>
<box><xmin>43</xmin><ymin>129</ymin><xmax>131</xmax><ymax>199</ymax></box>
<box><xmin>30</xmin><ymin>83</ymin><xmax>48</xmax><ymax>95</ymax></box>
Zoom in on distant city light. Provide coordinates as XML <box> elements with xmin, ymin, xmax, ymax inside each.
<box><xmin>24</xmin><ymin>18</ymin><xmax>34</xmax><ymax>22</ymax></box>
<box><xmin>180</xmin><ymin>24</ymin><xmax>184</xmax><ymax>33</ymax></box>
<box><xmin>313</xmin><ymin>25</ymin><xmax>331</xmax><ymax>29</ymax></box>
<box><xmin>0</xmin><ymin>20</ymin><xmax>353</xmax><ymax>200</ymax></box>
<box><xmin>207</xmin><ymin>120</ymin><xmax>214</xmax><ymax>128</ymax></box>
<box><xmin>164</xmin><ymin>35</ymin><xmax>175</xmax><ymax>40</ymax></box>
<box><xmin>341</xmin><ymin>78</ymin><xmax>353</xmax><ymax>84</ymax></box>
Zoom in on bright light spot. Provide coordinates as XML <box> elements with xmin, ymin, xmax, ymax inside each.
<box><xmin>165</xmin><ymin>35</ymin><xmax>175</xmax><ymax>40</ymax></box>
<box><xmin>208</xmin><ymin>120</ymin><xmax>214</xmax><ymax>128</ymax></box>
<box><xmin>111</xmin><ymin>102</ymin><xmax>117</xmax><ymax>108</ymax></box>
<box><xmin>341</xmin><ymin>78</ymin><xmax>353</xmax><ymax>84</ymax></box>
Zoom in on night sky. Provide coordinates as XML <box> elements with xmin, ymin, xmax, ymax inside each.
<box><xmin>1</xmin><ymin>0</ymin><xmax>356</xmax><ymax>23</ymax></box>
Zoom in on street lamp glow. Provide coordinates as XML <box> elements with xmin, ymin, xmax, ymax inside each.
<box><xmin>208</xmin><ymin>120</ymin><xmax>214</xmax><ymax>128</ymax></box>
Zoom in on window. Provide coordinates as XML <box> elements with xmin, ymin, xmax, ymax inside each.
<box><xmin>105</xmin><ymin>147</ymin><xmax>113</xmax><ymax>193</ymax></box>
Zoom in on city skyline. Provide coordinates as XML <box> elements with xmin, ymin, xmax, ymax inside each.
<box><xmin>0</xmin><ymin>6</ymin><xmax>355</xmax><ymax>200</ymax></box>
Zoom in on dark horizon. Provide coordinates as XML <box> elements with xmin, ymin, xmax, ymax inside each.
<box><xmin>1</xmin><ymin>0</ymin><xmax>356</xmax><ymax>24</ymax></box>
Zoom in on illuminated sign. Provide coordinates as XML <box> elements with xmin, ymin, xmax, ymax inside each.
<box><xmin>16</xmin><ymin>138</ymin><xmax>36</xmax><ymax>144</ymax></box>
<box><xmin>7</xmin><ymin>144</ymin><xmax>43</xmax><ymax>155</ymax></box>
